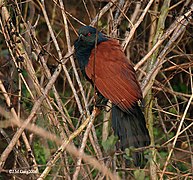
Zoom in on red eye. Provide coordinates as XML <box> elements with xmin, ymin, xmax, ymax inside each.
<box><xmin>87</xmin><ymin>32</ymin><xmax>91</xmax><ymax>36</ymax></box>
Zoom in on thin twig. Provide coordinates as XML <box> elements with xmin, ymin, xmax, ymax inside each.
<box><xmin>160</xmin><ymin>89</ymin><xmax>193</xmax><ymax>179</ymax></box>
<box><xmin>38</xmin><ymin>109</ymin><xmax>96</xmax><ymax>179</ymax></box>
<box><xmin>122</xmin><ymin>0</ymin><xmax>155</xmax><ymax>50</ymax></box>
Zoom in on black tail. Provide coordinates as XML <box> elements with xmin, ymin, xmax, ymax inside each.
<box><xmin>112</xmin><ymin>103</ymin><xmax>150</xmax><ymax>167</ymax></box>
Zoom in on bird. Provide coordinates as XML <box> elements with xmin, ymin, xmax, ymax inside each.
<box><xmin>74</xmin><ymin>26</ymin><xmax>150</xmax><ymax>167</ymax></box>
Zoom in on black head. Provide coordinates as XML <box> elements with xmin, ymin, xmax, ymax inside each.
<box><xmin>74</xmin><ymin>26</ymin><xmax>108</xmax><ymax>72</ymax></box>
<box><xmin>76</xmin><ymin>26</ymin><xmax>107</xmax><ymax>47</ymax></box>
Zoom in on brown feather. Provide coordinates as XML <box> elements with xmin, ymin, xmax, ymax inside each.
<box><xmin>85</xmin><ymin>39</ymin><xmax>142</xmax><ymax>112</ymax></box>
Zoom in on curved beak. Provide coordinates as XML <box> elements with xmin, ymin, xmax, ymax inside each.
<box><xmin>78</xmin><ymin>34</ymin><xmax>83</xmax><ymax>40</ymax></box>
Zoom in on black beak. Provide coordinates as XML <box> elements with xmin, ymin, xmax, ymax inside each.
<box><xmin>78</xmin><ymin>34</ymin><xmax>83</xmax><ymax>41</ymax></box>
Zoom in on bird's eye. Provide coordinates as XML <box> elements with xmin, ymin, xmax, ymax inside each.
<box><xmin>87</xmin><ymin>32</ymin><xmax>91</xmax><ymax>36</ymax></box>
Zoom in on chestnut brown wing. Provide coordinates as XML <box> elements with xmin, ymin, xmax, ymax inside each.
<box><xmin>85</xmin><ymin>39</ymin><xmax>142</xmax><ymax>112</ymax></box>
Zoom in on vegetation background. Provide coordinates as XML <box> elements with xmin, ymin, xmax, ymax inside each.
<box><xmin>0</xmin><ymin>0</ymin><xmax>193</xmax><ymax>179</ymax></box>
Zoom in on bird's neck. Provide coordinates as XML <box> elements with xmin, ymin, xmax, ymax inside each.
<box><xmin>75</xmin><ymin>38</ymin><xmax>108</xmax><ymax>73</ymax></box>
<box><xmin>76</xmin><ymin>45</ymin><xmax>94</xmax><ymax>71</ymax></box>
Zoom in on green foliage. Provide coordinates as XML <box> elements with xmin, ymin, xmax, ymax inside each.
<box><xmin>144</xmin><ymin>149</ymin><xmax>152</xmax><ymax>162</ymax></box>
<box><xmin>168</xmin><ymin>132</ymin><xmax>175</xmax><ymax>139</ymax></box>
<box><xmin>176</xmin><ymin>162</ymin><xmax>188</xmax><ymax>172</ymax></box>
<box><xmin>169</xmin><ymin>107</ymin><xmax>178</xmax><ymax>115</ymax></box>
<box><xmin>153</xmin><ymin>127</ymin><xmax>160</xmax><ymax>137</ymax></box>
<box><xmin>33</xmin><ymin>140</ymin><xmax>47</xmax><ymax>172</ymax></box>
<box><xmin>160</xmin><ymin>151</ymin><xmax>168</xmax><ymax>159</ymax></box>
<box><xmin>134</xmin><ymin>169</ymin><xmax>145</xmax><ymax>180</ymax></box>
<box><xmin>166</xmin><ymin>161</ymin><xmax>188</xmax><ymax>174</ymax></box>
<box><xmin>124</xmin><ymin>146</ymin><xmax>135</xmax><ymax>161</ymax></box>
<box><xmin>102</xmin><ymin>134</ymin><xmax>118</xmax><ymax>154</ymax></box>
<box><xmin>47</xmin><ymin>139</ymin><xmax>56</xmax><ymax>150</ymax></box>
<box><xmin>173</xmin><ymin>83</ymin><xmax>188</xmax><ymax>93</ymax></box>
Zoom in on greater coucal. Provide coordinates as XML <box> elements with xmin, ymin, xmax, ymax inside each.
<box><xmin>74</xmin><ymin>26</ymin><xmax>150</xmax><ymax>167</ymax></box>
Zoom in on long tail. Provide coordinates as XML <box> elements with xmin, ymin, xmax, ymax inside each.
<box><xmin>112</xmin><ymin>103</ymin><xmax>150</xmax><ymax>167</ymax></box>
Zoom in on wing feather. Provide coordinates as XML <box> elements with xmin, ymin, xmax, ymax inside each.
<box><xmin>85</xmin><ymin>39</ymin><xmax>142</xmax><ymax>111</ymax></box>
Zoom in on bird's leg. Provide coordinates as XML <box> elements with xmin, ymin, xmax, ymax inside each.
<box><xmin>89</xmin><ymin>93</ymin><xmax>111</xmax><ymax>117</ymax></box>
<box><xmin>94</xmin><ymin>92</ymin><xmax>109</xmax><ymax>111</ymax></box>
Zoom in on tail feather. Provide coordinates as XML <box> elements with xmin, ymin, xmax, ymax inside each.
<box><xmin>112</xmin><ymin>103</ymin><xmax>150</xmax><ymax>167</ymax></box>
